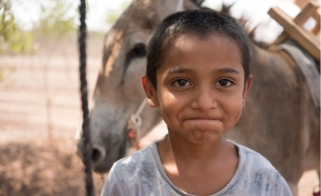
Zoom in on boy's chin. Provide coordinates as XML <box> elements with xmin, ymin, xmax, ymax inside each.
<box><xmin>184</xmin><ymin>130</ymin><xmax>224</xmax><ymax>144</ymax></box>
<box><xmin>167</xmin><ymin>123</ymin><xmax>227</xmax><ymax>144</ymax></box>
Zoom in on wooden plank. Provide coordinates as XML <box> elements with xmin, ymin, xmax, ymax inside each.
<box><xmin>311</xmin><ymin>21</ymin><xmax>320</xmax><ymax>34</ymax></box>
<box><xmin>311</xmin><ymin>8</ymin><xmax>320</xmax><ymax>35</ymax></box>
<box><xmin>312</xmin><ymin>3</ymin><xmax>321</xmax><ymax>21</ymax></box>
<box><xmin>272</xmin><ymin>1</ymin><xmax>319</xmax><ymax>45</ymax></box>
<box><xmin>273</xmin><ymin>32</ymin><xmax>289</xmax><ymax>46</ymax></box>
<box><xmin>269</xmin><ymin>7</ymin><xmax>320</xmax><ymax>60</ymax></box>
<box><xmin>294</xmin><ymin>1</ymin><xmax>319</xmax><ymax>26</ymax></box>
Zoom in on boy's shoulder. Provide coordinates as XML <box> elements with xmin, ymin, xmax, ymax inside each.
<box><xmin>106</xmin><ymin>142</ymin><xmax>176</xmax><ymax>195</ymax></box>
<box><xmin>112</xmin><ymin>143</ymin><xmax>156</xmax><ymax>173</ymax></box>
<box><xmin>110</xmin><ymin>142</ymin><xmax>164</xmax><ymax>184</ymax></box>
<box><xmin>233</xmin><ymin>141</ymin><xmax>280</xmax><ymax>174</ymax></box>
<box><xmin>235</xmin><ymin>141</ymin><xmax>276</xmax><ymax>167</ymax></box>
<box><xmin>221</xmin><ymin>141</ymin><xmax>292</xmax><ymax>195</ymax></box>
<box><xmin>231</xmin><ymin>142</ymin><xmax>286</xmax><ymax>188</ymax></box>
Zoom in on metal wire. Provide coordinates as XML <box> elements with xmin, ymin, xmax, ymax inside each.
<box><xmin>79</xmin><ymin>0</ymin><xmax>95</xmax><ymax>195</ymax></box>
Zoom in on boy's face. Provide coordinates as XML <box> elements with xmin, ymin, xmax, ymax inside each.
<box><xmin>142</xmin><ymin>33</ymin><xmax>252</xmax><ymax>144</ymax></box>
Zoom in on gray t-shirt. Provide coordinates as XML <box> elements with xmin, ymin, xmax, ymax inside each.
<box><xmin>101</xmin><ymin>141</ymin><xmax>293</xmax><ymax>196</ymax></box>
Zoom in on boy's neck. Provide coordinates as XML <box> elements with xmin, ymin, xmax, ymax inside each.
<box><xmin>157</xmin><ymin>132</ymin><xmax>239</xmax><ymax>195</ymax></box>
<box><xmin>172</xmin><ymin>132</ymin><xmax>222</xmax><ymax>160</ymax></box>
<box><xmin>158</xmin><ymin>132</ymin><xmax>235</xmax><ymax>168</ymax></box>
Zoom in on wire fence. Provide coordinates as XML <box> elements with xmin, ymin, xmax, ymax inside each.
<box><xmin>0</xmin><ymin>33</ymin><xmax>104</xmax><ymax>196</ymax></box>
<box><xmin>0</xmin><ymin>32</ymin><xmax>318</xmax><ymax>196</ymax></box>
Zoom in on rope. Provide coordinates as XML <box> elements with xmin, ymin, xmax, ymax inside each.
<box><xmin>79</xmin><ymin>0</ymin><xmax>95</xmax><ymax>196</ymax></box>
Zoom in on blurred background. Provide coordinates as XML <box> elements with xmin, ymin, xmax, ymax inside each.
<box><xmin>0</xmin><ymin>0</ymin><xmax>319</xmax><ymax>195</ymax></box>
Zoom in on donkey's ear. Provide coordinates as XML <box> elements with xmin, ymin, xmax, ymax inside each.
<box><xmin>183</xmin><ymin>0</ymin><xmax>200</xmax><ymax>10</ymax></box>
<box><xmin>141</xmin><ymin>76</ymin><xmax>159</xmax><ymax>107</ymax></box>
<box><xmin>154</xmin><ymin>0</ymin><xmax>184</xmax><ymax>20</ymax></box>
<box><xmin>190</xmin><ymin>0</ymin><xmax>205</xmax><ymax>6</ymax></box>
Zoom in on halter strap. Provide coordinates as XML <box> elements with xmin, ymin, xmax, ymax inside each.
<box><xmin>127</xmin><ymin>98</ymin><xmax>148</xmax><ymax>139</ymax></box>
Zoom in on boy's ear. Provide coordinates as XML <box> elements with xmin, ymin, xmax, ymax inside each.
<box><xmin>142</xmin><ymin>76</ymin><xmax>159</xmax><ymax>107</ymax></box>
<box><xmin>242</xmin><ymin>75</ymin><xmax>253</xmax><ymax>107</ymax></box>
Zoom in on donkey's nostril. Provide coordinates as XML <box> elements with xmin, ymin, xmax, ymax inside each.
<box><xmin>92</xmin><ymin>146</ymin><xmax>105</xmax><ymax>166</ymax></box>
<box><xmin>92</xmin><ymin>149</ymin><xmax>100</xmax><ymax>162</ymax></box>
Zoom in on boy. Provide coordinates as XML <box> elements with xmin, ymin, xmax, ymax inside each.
<box><xmin>101</xmin><ymin>10</ymin><xmax>292</xmax><ymax>196</ymax></box>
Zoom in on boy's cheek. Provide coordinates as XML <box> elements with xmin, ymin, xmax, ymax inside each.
<box><xmin>230</xmin><ymin>102</ymin><xmax>244</xmax><ymax>126</ymax></box>
<box><xmin>222</xmin><ymin>98</ymin><xmax>243</xmax><ymax>120</ymax></box>
<box><xmin>159</xmin><ymin>90</ymin><xmax>184</xmax><ymax>107</ymax></box>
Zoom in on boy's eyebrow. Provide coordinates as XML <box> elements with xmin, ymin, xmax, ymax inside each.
<box><xmin>168</xmin><ymin>68</ymin><xmax>240</xmax><ymax>74</ymax></box>
<box><xmin>168</xmin><ymin>68</ymin><xmax>191</xmax><ymax>74</ymax></box>
<box><xmin>217</xmin><ymin>68</ymin><xmax>240</xmax><ymax>74</ymax></box>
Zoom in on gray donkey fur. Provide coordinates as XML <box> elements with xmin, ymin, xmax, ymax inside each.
<box><xmin>75</xmin><ymin>0</ymin><xmax>320</xmax><ymax>195</ymax></box>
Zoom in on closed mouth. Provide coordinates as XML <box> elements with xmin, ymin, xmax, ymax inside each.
<box><xmin>184</xmin><ymin>118</ymin><xmax>221</xmax><ymax>121</ymax></box>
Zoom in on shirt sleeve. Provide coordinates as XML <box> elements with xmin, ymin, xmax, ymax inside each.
<box><xmin>101</xmin><ymin>164</ymin><xmax>128</xmax><ymax>196</ymax></box>
<box><xmin>276</xmin><ymin>176</ymin><xmax>293</xmax><ymax>196</ymax></box>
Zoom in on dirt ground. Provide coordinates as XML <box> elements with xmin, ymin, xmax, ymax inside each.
<box><xmin>0</xmin><ymin>139</ymin><xmax>107</xmax><ymax>196</ymax></box>
<box><xmin>0</xmin><ymin>37</ymin><xmax>319</xmax><ymax>195</ymax></box>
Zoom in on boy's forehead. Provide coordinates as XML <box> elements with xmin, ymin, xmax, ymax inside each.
<box><xmin>162</xmin><ymin>33</ymin><xmax>242</xmax><ymax>66</ymax></box>
<box><xmin>173</xmin><ymin>33</ymin><xmax>236</xmax><ymax>50</ymax></box>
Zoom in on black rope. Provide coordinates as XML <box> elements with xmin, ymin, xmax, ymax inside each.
<box><xmin>79</xmin><ymin>0</ymin><xmax>95</xmax><ymax>196</ymax></box>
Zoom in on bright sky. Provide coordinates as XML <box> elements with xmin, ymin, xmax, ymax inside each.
<box><xmin>12</xmin><ymin>0</ymin><xmax>133</xmax><ymax>32</ymax></box>
<box><xmin>12</xmin><ymin>0</ymin><xmax>320</xmax><ymax>40</ymax></box>
<box><xmin>10</xmin><ymin>0</ymin><xmax>280</xmax><ymax>30</ymax></box>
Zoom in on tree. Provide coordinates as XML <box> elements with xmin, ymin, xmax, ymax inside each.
<box><xmin>0</xmin><ymin>0</ymin><xmax>33</xmax><ymax>53</ymax></box>
<box><xmin>38</xmin><ymin>0</ymin><xmax>77</xmax><ymax>38</ymax></box>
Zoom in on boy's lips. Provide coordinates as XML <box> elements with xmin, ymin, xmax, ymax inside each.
<box><xmin>182</xmin><ymin>118</ymin><xmax>223</xmax><ymax>130</ymax></box>
<box><xmin>183</xmin><ymin>118</ymin><xmax>222</xmax><ymax>122</ymax></box>
<box><xmin>183</xmin><ymin>115</ymin><xmax>222</xmax><ymax>121</ymax></box>
<box><xmin>184</xmin><ymin>117</ymin><xmax>221</xmax><ymax>120</ymax></box>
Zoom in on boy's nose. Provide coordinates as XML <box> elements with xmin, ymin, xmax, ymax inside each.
<box><xmin>191</xmin><ymin>87</ymin><xmax>217</xmax><ymax>111</ymax></box>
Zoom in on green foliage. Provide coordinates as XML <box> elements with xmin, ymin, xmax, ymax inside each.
<box><xmin>0</xmin><ymin>0</ymin><xmax>78</xmax><ymax>54</ymax></box>
<box><xmin>106</xmin><ymin>10</ymin><xmax>121</xmax><ymax>24</ymax></box>
<box><xmin>0</xmin><ymin>0</ymin><xmax>33</xmax><ymax>53</ymax></box>
<box><xmin>38</xmin><ymin>0</ymin><xmax>77</xmax><ymax>37</ymax></box>
<box><xmin>0</xmin><ymin>66</ymin><xmax>15</xmax><ymax>87</ymax></box>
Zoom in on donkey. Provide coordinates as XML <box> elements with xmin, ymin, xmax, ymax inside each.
<box><xmin>75</xmin><ymin>0</ymin><xmax>320</xmax><ymax>195</ymax></box>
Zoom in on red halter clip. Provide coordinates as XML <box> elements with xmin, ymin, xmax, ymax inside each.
<box><xmin>128</xmin><ymin>129</ymin><xmax>141</xmax><ymax>150</ymax></box>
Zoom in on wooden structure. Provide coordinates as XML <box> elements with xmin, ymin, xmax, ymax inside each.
<box><xmin>268</xmin><ymin>0</ymin><xmax>320</xmax><ymax>64</ymax></box>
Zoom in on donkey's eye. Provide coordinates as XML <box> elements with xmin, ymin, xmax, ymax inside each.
<box><xmin>215</xmin><ymin>79</ymin><xmax>234</xmax><ymax>87</ymax></box>
<box><xmin>125</xmin><ymin>43</ymin><xmax>146</xmax><ymax>67</ymax></box>
<box><xmin>173</xmin><ymin>79</ymin><xmax>191</xmax><ymax>87</ymax></box>
<box><xmin>127</xmin><ymin>43</ymin><xmax>146</xmax><ymax>60</ymax></box>
<box><xmin>124</xmin><ymin>43</ymin><xmax>146</xmax><ymax>74</ymax></box>
<box><xmin>131</xmin><ymin>43</ymin><xmax>146</xmax><ymax>56</ymax></box>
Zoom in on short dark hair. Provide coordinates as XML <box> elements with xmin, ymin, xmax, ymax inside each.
<box><xmin>146</xmin><ymin>9</ymin><xmax>251</xmax><ymax>89</ymax></box>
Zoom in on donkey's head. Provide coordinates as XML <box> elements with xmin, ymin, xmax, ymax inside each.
<box><xmin>76</xmin><ymin>0</ymin><xmax>198</xmax><ymax>173</ymax></box>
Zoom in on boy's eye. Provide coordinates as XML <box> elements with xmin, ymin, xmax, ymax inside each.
<box><xmin>216</xmin><ymin>79</ymin><xmax>233</xmax><ymax>87</ymax></box>
<box><xmin>173</xmin><ymin>79</ymin><xmax>191</xmax><ymax>87</ymax></box>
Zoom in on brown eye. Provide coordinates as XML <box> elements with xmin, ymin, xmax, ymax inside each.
<box><xmin>216</xmin><ymin>79</ymin><xmax>233</xmax><ymax>87</ymax></box>
<box><xmin>173</xmin><ymin>79</ymin><xmax>191</xmax><ymax>87</ymax></box>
